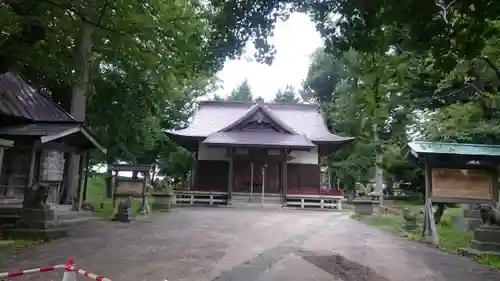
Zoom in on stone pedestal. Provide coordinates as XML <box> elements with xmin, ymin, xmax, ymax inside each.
<box><xmin>352</xmin><ymin>199</ymin><xmax>377</xmax><ymax>215</ymax></box>
<box><xmin>460</xmin><ymin>225</ymin><xmax>500</xmax><ymax>257</ymax></box>
<box><xmin>0</xmin><ymin>206</ymin><xmax>21</xmax><ymax>228</ymax></box>
<box><xmin>151</xmin><ymin>193</ymin><xmax>172</xmax><ymax>212</ymax></box>
<box><xmin>402</xmin><ymin>220</ymin><xmax>417</xmax><ymax>231</ymax></box>
<box><xmin>4</xmin><ymin>208</ymin><xmax>68</xmax><ymax>240</ymax></box>
<box><xmin>462</xmin><ymin>208</ymin><xmax>483</xmax><ymax>231</ymax></box>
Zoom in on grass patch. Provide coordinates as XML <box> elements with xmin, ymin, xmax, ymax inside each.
<box><xmin>83</xmin><ymin>175</ymin><xmax>154</xmax><ymax>219</ymax></box>
<box><xmin>353</xmin><ymin>201</ymin><xmax>500</xmax><ymax>271</ymax></box>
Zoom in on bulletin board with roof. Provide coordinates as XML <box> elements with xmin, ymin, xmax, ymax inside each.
<box><xmin>407</xmin><ymin>141</ymin><xmax>500</xmax><ymax>245</ymax></box>
<box><xmin>111</xmin><ymin>164</ymin><xmax>153</xmax><ymax>214</ymax></box>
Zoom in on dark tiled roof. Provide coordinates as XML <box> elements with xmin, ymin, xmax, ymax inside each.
<box><xmin>219</xmin><ymin>102</ymin><xmax>299</xmax><ymax>134</ymax></box>
<box><xmin>0</xmin><ymin>72</ymin><xmax>74</xmax><ymax>122</ymax></box>
<box><xmin>167</xmin><ymin>100</ymin><xmax>354</xmax><ymax>143</ymax></box>
<box><xmin>203</xmin><ymin>131</ymin><xmax>316</xmax><ymax>149</ymax></box>
<box><xmin>0</xmin><ymin>123</ymin><xmax>106</xmax><ymax>153</ymax></box>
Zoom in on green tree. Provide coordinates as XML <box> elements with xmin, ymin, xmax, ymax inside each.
<box><xmin>227</xmin><ymin>79</ymin><xmax>253</xmax><ymax>102</ymax></box>
<box><xmin>273</xmin><ymin>85</ymin><xmax>300</xmax><ymax>104</ymax></box>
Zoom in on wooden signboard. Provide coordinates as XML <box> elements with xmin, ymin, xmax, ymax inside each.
<box><xmin>431</xmin><ymin>168</ymin><xmax>494</xmax><ymax>202</ymax></box>
<box><xmin>39</xmin><ymin>150</ymin><xmax>65</xmax><ymax>182</ymax></box>
<box><xmin>114</xmin><ymin>178</ymin><xmax>145</xmax><ymax>197</ymax></box>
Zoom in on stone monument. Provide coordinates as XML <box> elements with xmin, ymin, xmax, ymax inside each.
<box><xmin>402</xmin><ymin>208</ymin><xmax>418</xmax><ymax>231</ymax></box>
<box><xmin>460</xmin><ymin>204</ymin><xmax>500</xmax><ymax>257</ymax></box>
<box><xmin>112</xmin><ymin>197</ymin><xmax>133</xmax><ymax>222</ymax></box>
<box><xmin>4</xmin><ymin>183</ymin><xmax>68</xmax><ymax>240</ymax></box>
<box><xmin>151</xmin><ymin>191</ymin><xmax>172</xmax><ymax>212</ymax></box>
<box><xmin>352</xmin><ymin>198</ymin><xmax>377</xmax><ymax>215</ymax></box>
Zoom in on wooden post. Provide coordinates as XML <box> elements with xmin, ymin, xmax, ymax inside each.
<box><xmin>140</xmin><ymin>171</ymin><xmax>148</xmax><ymax>215</ymax></box>
<box><xmin>74</xmin><ymin>152</ymin><xmax>86</xmax><ymax>211</ymax></box>
<box><xmin>112</xmin><ymin>170</ymin><xmax>118</xmax><ymax>209</ymax></box>
<box><xmin>281</xmin><ymin>151</ymin><xmax>288</xmax><ymax>206</ymax></box>
<box><xmin>23</xmin><ymin>142</ymin><xmax>39</xmax><ymax>207</ymax></box>
<box><xmin>422</xmin><ymin>159</ymin><xmax>439</xmax><ymax>245</ymax></box>
<box><xmin>261</xmin><ymin>164</ymin><xmax>266</xmax><ymax>207</ymax></box>
<box><xmin>492</xmin><ymin>167</ymin><xmax>499</xmax><ymax>205</ymax></box>
<box><xmin>82</xmin><ymin>151</ymin><xmax>90</xmax><ymax>202</ymax></box>
<box><xmin>250</xmin><ymin>162</ymin><xmax>254</xmax><ymax>201</ymax></box>
<box><xmin>227</xmin><ymin>148</ymin><xmax>234</xmax><ymax>203</ymax></box>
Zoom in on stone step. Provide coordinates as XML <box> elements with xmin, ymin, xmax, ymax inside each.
<box><xmin>4</xmin><ymin>227</ymin><xmax>68</xmax><ymax>240</ymax></box>
<box><xmin>470</xmin><ymin>240</ymin><xmax>500</xmax><ymax>253</ymax></box>
<box><xmin>56</xmin><ymin>211</ymin><xmax>93</xmax><ymax>221</ymax></box>
<box><xmin>58</xmin><ymin>216</ymin><xmax>96</xmax><ymax>226</ymax></box>
<box><xmin>473</xmin><ymin>227</ymin><xmax>500</xmax><ymax>243</ymax></box>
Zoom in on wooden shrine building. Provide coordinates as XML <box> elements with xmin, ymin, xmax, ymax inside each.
<box><xmin>0</xmin><ymin>72</ymin><xmax>106</xmax><ymax>207</ymax></box>
<box><xmin>166</xmin><ymin>99</ymin><xmax>354</xmax><ymax>209</ymax></box>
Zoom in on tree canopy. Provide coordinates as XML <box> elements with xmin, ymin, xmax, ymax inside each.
<box><xmin>227</xmin><ymin>79</ymin><xmax>254</xmax><ymax>102</ymax></box>
<box><xmin>272</xmin><ymin>85</ymin><xmax>300</xmax><ymax>104</ymax></box>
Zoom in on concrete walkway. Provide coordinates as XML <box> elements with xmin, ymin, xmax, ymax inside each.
<box><xmin>0</xmin><ymin>208</ymin><xmax>498</xmax><ymax>281</ymax></box>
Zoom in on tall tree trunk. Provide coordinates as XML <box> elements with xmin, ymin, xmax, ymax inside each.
<box><xmin>373</xmin><ymin>124</ymin><xmax>384</xmax><ymax>204</ymax></box>
<box><xmin>64</xmin><ymin>21</ymin><xmax>95</xmax><ymax>208</ymax></box>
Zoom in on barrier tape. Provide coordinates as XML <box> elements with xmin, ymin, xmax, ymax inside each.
<box><xmin>0</xmin><ymin>264</ymin><xmax>65</xmax><ymax>278</ymax></box>
<box><xmin>67</xmin><ymin>265</ymin><xmax>112</xmax><ymax>281</ymax></box>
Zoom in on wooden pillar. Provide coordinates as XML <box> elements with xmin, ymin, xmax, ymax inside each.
<box><xmin>23</xmin><ymin>141</ymin><xmax>39</xmax><ymax>207</ymax></box>
<box><xmin>492</xmin><ymin>167</ymin><xmax>499</xmax><ymax>204</ymax></box>
<box><xmin>281</xmin><ymin>149</ymin><xmax>288</xmax><ymax>205</ymax></box>
<box><xmin>422</xmin><ymin>158</ymin><xmax>438</xmax><ymax>245</ymax></box>
<box><xmin>82</xmin><ymin>151</ymin><xmax>90</xmax><ymax>202</ymax></box>
<box><xmin>227</xmin><ymin>148</ymin><xmax>234</xmax><ymax>202</ymax></box>
<box><xmin>250</xmin><ymin>162</ymin><xmax>254</xmax><ymax>200</ymax></box>
<box><xmin>112</xmin><ymin>170</ymin><xmax>119</xmax><ymax>209</ymax></box>
<box><xmin>74</xmin><ymin>152</ymin><xmax>87</xmax><ymax>211</ymax></box>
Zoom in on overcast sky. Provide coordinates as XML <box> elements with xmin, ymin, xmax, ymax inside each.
<box><xmin>212</xmin><ymin>13</ymin><xmax>323</xmax><ymax>101</ymax></box>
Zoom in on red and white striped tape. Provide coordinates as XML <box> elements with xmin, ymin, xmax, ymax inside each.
<box><xmin>67</xmin><ymin>265</ymin><xmax>112</xmax><ymax>281</ymax></box>
<box><xmin>0</xmin><ymin>264</ymin><xmax>65</xmax><ymax>278</ymax></box>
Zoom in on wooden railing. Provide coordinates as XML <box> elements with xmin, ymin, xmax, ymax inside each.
<box><xmin>173</xmin><ymin>190</ymin><xmax>229</xmax><ymax>206</ymax></box>
<box><xmin>285</xmin><ymin>188</ymin><xmax>344</xmax><ymax>210</ymax></box>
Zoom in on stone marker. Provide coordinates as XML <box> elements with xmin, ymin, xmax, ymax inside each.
<box><xmin>352</xmin><ymin>199</ymin><xmax>376</xmax><ymax>215</ymax></box>
<box><xmin>402</xmin><ymin>208</ymin><xmax>418</xmax><ymax>231</ymax></box>
<box><xmin>151</xmin><ymin>192</ymin><xmax>172</xmax><ymax>212</ymax></box>
<box><xmin>112</xmin><ymin>197</ymin><xmax>133</xmax><ymax>222</ymax></box>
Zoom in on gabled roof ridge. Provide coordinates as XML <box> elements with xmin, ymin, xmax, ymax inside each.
<box><xmin>217</xmin><ymin>103</ymin><xmax>298</xmax><ymax>134</ymax></box>
<box><xmin>199</xmin><ymin>100</ymin><xmax>320</xmax><ymax>111</ymax></box>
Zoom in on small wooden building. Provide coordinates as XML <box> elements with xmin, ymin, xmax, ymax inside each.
<box><xmin>166</xmin><ymin>100</ymin><xmax>354</xmax><ymax>208</ymax></box>
<box><xmin>0</xmin><ymin>72</ymin><xmax>106</xmax><ymax>206</ymax></box>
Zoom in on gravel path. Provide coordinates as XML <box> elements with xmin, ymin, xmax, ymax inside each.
<box><xmin>0</xmin><ymin>208</ymin><xmax>498</xmax><ymax>281</ymax></box>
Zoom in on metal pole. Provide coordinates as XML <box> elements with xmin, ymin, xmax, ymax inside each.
<box><xmin>250</xmin><ymin>162</ymin><xmax>254</xmax><ymax>201</ymax></box>
<box><xmin>261</xmin><ymin>165</ymin><xmax>266</xmax><ymax>207</ymax></box>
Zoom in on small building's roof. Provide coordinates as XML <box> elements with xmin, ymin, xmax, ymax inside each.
<box><xmin>0</xmin><ymin>72</ymin><xmax>75</xmax><ymax>122</ymax></box>
<box><xmin>0</xmin><ymin>123</ymin><xmax>106</xmax><ymax>153</ymax></box>
<box><xmin>408</xmin><ymin>141</ymin><xmax>500</xmax><ymax>158</ymax></box>
<box><xmin>203</xmin><ymin>131</ymin><xmax>316</xmax><ymax>150</ymax></box>
<box><xmin>167</xmin><ymin>100</ymin><xmax>354</xmax><ymax>144</ymax></box>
